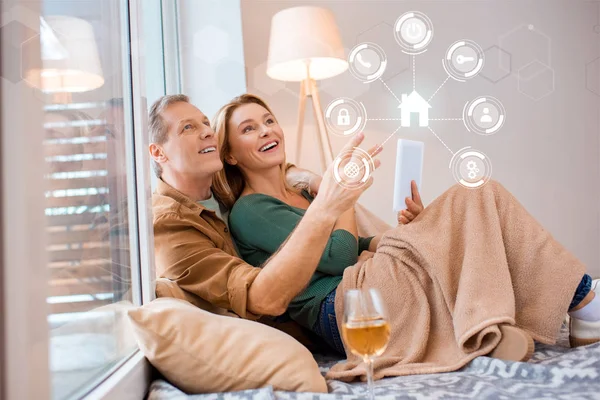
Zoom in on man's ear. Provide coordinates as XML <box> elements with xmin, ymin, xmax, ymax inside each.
<box><xmin>225</xmin><ymin>155</ymin><xmax>237</xmax><ymax>165</ymax></box>
<box><xmin>149</xmin><ymin>143</ymin><xmax>167</xmax><ymax>164</ymax></box>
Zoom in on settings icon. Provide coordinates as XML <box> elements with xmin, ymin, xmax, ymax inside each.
<box><xmin>466</xmin><ymin>160</ymin><xmax>480</xmax><ymax>179</ymax></box>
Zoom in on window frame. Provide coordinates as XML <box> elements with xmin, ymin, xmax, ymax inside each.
<box><xmin>1</xmin><ymin>1</ymin><xmax>50</xmax><ymax>398</ymax></box>
<box><xmin>126</xmin><ymin>0</ymin><xmax>158</xmax><ymax>306</ymax></box>
<box><xmin>0</xmin><ymin>7</ymin><xmax>4</xmax><ymax>398</ymax></box>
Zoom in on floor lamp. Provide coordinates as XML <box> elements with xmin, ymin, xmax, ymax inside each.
<box><xmin>266</xmin><ymin>6</ymin><xmax>349</xmax><ymax>172</ymax></box>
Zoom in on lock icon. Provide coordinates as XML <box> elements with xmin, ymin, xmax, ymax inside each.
<box><xmin>337</xmin><ymin>108</ymin><xmax>351</xmax><ymax>126</ymax></box>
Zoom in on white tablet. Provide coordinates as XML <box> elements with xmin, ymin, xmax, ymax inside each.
<box><xmin>393</xmin><ymin>139</ymin><xmax>424</xmax><ymax>213</ymax></box>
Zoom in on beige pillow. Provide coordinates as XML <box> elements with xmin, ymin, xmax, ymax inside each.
<box><xmin>127</xmin><ymin>298</ymin><xmax>328</xmax><ymax>394</ymax></box>
<box><xmin>155</xmin><ymin>278</ymin><xmax>327</xmax><ymax>352</ymax></box>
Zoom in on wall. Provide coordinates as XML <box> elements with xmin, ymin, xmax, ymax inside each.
<box><xmin>177</xmin><ymin>0</ymin><xmax>247</xmax><ymax>118</ymax></box>
<box><xmin>241</xmin><ymin>0</ymin><xmax>600</xmax><ymax>276</ymax></box>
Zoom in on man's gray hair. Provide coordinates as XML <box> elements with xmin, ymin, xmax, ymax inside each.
<box><xmin>148</xmin><ymin>94</ymin><xmax>190</xmax><ymax>177</ymax></box>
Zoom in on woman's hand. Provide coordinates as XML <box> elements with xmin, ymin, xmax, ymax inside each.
<box><xmin>308</xmin><ymin>175</ymin><xmax>322</xmax><ymax>197</ymax></box>
<box><xmin>358</xmin><ymin>250</ymin><xmax>375</xmax><ymax>262</ymax></box>
<box><xmin>354</xmin><ymin>250</ymin><xmax>375</xmax><ymax>268</ymax></box>
<box><xmin>397</xmin><ymin>180</ymin><xmax>424</xmax><ymax>225</ymax></box>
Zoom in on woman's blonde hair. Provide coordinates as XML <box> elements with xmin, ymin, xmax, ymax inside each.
<box><xmin>212</xmin><ymin>93</ymin><xmax>296</xmax><ymax>209</ymax></box>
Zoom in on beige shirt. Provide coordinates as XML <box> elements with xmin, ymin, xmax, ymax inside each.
<box><xmin>152</xmin><ymin>178</ymin><xmax>260</xmax><ymax>319</ymax></box>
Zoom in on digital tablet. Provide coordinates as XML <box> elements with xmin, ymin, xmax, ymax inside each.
<box><xmin>393</xmin><ymin>139</ymin><xmax>424</xmax><ymax>213</ymax></box>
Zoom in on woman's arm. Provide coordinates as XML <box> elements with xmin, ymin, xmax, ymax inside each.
<box><xmin>333</xmin><ymin>207</ymin><xmax>358</xmax><ymax>240</ymax></box>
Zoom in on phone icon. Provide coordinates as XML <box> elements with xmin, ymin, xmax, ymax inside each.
<box><xmin>356</xmin><ymin>52</ymin><xmax>372</xmax><ymax>69</ymax></box>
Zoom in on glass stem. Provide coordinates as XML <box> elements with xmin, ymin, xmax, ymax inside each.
<box><xmin>365</xmin><ymin>357</ymin><xmax>374</xmax><ymax>400</ymax></box>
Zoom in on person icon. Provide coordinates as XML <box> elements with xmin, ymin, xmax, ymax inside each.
<box><xmin>480</xmin><ymin>107</ymin><xmax>493</xmax><ymax>124</ymax></box>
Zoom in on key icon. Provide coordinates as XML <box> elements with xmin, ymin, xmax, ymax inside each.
<box><xmin>456</xmin><ymin>55</ymin><xmax>475</xmax><ymax>64</ymax></box>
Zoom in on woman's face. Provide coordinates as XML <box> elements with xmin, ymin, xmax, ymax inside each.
<box><xmin>226</xmin><ymin>103</ymin><xmax>285</xmax><ymax>172</ymax></box>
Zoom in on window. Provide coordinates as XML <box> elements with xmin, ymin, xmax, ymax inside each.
<box><xmin>1</xmin><ymin>0</ymin><xmax>162</xmax><ymax>398</ymax></box>
<box><xmin>38</xmin><ymin>2</ymin><xmax>140</xmax><ymax>399</ymax></box>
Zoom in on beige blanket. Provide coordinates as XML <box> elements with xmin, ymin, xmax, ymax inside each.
<box><xmin>328</xmin><ymin>180</ymin><xmax>586</xmax><ymax>381</ymax></box>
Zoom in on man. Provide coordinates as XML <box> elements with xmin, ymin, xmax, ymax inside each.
<box><xmin>149</xmin><ymin>94</ymin><xmax>378</xmax><ymax>319</ymax></box>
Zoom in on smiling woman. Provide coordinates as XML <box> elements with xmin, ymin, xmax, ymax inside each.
<box><xmin>227</xmin><ymin>105</ymin><xmax>285</xmax><ymax>169</ymax></box>
<box><xmin>212</xmin><ymin>94</ymin><xmax>295</xmax><ymax>210</ymax></box>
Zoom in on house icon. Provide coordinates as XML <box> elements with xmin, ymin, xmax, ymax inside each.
<box><xmin>399</xmin><ymin>91</ymin><xmax>431</xmax><ymax>127</ymax></box>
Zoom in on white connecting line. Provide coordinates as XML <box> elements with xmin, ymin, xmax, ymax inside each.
<box><xmin>412</xmin><ymin>55</ymin><xmax>416</xmax><ymax>91</ymax></box>
<box><xmin>379</xmin><ymin>78</ymin><xmax>402</xmax><ymax>104</ymax></box>
<box><xmin>367</xmin><ymin>118</ymin><xmax>403</xmax><ymax>121</ymax></box>
<box><xmin>355</xmin><ymin>124</ymin><xmax>402</xmax><ymax>175</ymax></box>
<box><xmin>428</xmin><ymin>75</ymin><xmax>451</xmax><ymax>102</ymax></box>
<box><xmin>429</xmin><ymin>118</ymin><xmax>463</xmax><ymax>121</ymax></box>
<box><xmin>381</xmin><ymin>125</ymin><xmax>402</xmax><ymax>147</ymax></box>
<box><xmin>427</xmin><ymin>126</ymin><xmax>454</xmax><ymax>155</ymax></box>
<box><xmin>371</xmin><ymin>125</ymin><xmax>402</xmax><ymax>158</ymax></box>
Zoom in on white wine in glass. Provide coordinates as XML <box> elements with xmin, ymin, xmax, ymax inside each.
<box><xmin>342</xmin><ymin>288</ymin><xmax>390</xmax><ymax>400</ymax></box>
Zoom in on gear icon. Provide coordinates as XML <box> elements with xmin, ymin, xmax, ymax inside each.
<box><xmin>466</xmin><ymin>160</ymin><xmax>480</xmax><ymax>179</ymax></box>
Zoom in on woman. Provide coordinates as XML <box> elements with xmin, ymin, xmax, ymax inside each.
<box><xmin>212</xmin><ymin>94</ymin><xmax>599</xmax><ymax>378</ymax></box>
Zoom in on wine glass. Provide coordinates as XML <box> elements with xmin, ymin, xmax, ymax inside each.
<box><xmin>341</xmin><ymin>288</ymin><xmax>390</xmax><ymax>400</ymax></box>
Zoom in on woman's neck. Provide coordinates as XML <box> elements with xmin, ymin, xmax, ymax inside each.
<box><xmin>162</xmin><ymin>169</ymin><xmax>213</xmax><ymax>201</ymax></box>
<box><xmin>243</xmin><ymin>166</ymin><xmax>288</xmax><ymax>199</ymax></box>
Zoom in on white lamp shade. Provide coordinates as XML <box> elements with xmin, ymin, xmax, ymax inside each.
<box><xmin>24</xmin><ymin>16</ymin><xmax>104</xmax><ymax>93</ymax></box>
<box><xmin>267</xmin><ymin>6</ymin><xmax>348</xmax><ymax>82</ymax></box>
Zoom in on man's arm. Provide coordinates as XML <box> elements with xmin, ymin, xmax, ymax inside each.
<box><xmin>247</xmin><ymin>133</ymin><xmax>379</xmax><ymax>316</ymax></box>
<box><xmin>232</xmin><ymin>198</ymin><xmax>359</xmax><ymax>278</ymax></box>
<box><xmin>246</xmin><ymin>204</ymin><xmax>339</xmax><ymax>315</ymax></box>
<box><xmin>154</xmin><ymin>212</ymin><xmax>261</xmax><ymax>319</ymax></box>
<box><xmin>154</xmin><ymin>134</ymin><xmax>379</xmax><ymax>318</ymax></box>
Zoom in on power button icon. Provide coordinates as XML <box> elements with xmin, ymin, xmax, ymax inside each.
<box><xmin>394</xmin><ymin>12</ymin><xmax>434</xmax><ymax>54</ymax></box>
<box><xmin>401</xmin><ymin>18</ymin><xmax>427</xmax><ymax>44</ymax></box>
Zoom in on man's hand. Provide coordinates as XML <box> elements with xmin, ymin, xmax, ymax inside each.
<box><xmin>308</xmin><ymin>142</ymin><xmax>382</xmax><ymax>197</ymax></box>
<box><xmin>397</xmin><ymin>180</ymin><xmax>424</xmax><ymax>225</ymax></box>
<box><xmin>311</xmin><ymin>133</ymin><xmax>381</xmax><ymax>219</ymax></box>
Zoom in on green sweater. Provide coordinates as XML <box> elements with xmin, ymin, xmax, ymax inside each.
<box><xmin>229</xmin><ymin>191</ymin><xmax>373</xmax><ymax>330</ymax></box>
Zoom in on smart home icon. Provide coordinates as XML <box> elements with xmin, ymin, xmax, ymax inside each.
<box><xmin>398</xmin><ymin>91</ymin><xmax>431</xmax><ymax>127</ymax></box>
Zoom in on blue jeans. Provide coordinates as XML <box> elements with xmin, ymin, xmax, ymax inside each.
<box><xmin>313</xmin><ymin>289</ymin><xmax>345</xmax><ymax>355</ymax></box>
<box><xmin>570</xmin><ymin>274</ymin><xmax>593</xmax><ymax>310</ymax></box>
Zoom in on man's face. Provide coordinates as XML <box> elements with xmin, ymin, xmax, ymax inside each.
<box><xmin>158</xmin><ymin>102</ymin><xmax>223</xmax><ymax>179</ymax></box>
